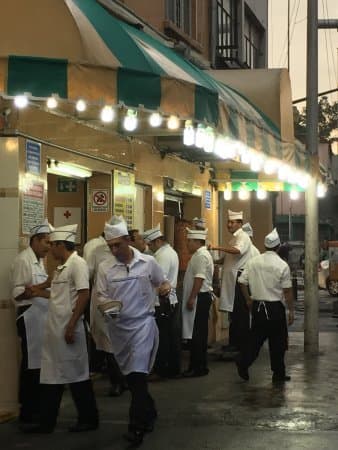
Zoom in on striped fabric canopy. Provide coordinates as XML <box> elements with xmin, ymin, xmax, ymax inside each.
<box><xmin>0</xmin><ymin>0</ymin><xmax>310</xmax><ymax>174</ymax></box>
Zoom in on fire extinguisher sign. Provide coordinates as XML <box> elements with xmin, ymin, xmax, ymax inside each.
<box><xmin>91</xmin><ymin>189</ymin><xmax>109</xmax><ymax>212</ymax></box>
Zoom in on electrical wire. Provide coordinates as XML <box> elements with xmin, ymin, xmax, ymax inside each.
<box><xmin>281</xmin><ymin>0</ymin><xmax>301</xmax><ymax>68</ymax></box>
<box><xmin>324</xmin><ymin>0</ymin><xmax>338</xmax><ymax>86</ymax></box>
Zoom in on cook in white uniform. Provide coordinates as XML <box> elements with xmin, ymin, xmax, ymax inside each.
<box><xmin>11</xmin><ymin>219</ymin><xmax>51</xmax><ymax>425</ymax></box>
<box><xmin>96</xmin><ymin>216</ymin><xmax>170</xmax><ymax>446</ymax></box>
<box><xmin>212</xmin><ymin>210</ymin><xmax>252</xmax><ymax>355</ymax></box>
<box><xmin>236</xmin><ymin>228</ymin><xmax>294</xmax><ymax>383</ymax></box>
<box><xmin>242</xmin><ymin>222</ymin><xmax>260</xmax><ymax>259</ymax></box>
<box><xmin>84</xmin><ymin>230</ymin><xmax>126</xmax><ymax>397</ymax></box>
<box><xmin>182</xmin><ymin>227</ymin><xmax>214</xmax><ymax>377</ymax></box>
<box><xmin>143</xmin><ymin>224</ymin><xmax>180</xmax><ymax>378</ymax></box>
<box><xmin>26</xmin><ymin>224</ymin><xmax>98</xmax><ymax>434</ymax></box>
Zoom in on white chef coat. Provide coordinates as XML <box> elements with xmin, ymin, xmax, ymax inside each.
<box><xmin>40</xmin><ymin>252</ymin><xmax>90</xmax><ymax>384</ymax></box>
<box><xmin>182</xmin><ymin>246</ymin><xmax>214</xmax><ymax>339</ymax></box>
<box><xmin>84</xmin><ymin>238</ymin><xmax>114</xmax><ymax>353</ymax></box>
<box><xmin>11</xmin><ymin>246</ymin><xmax>49</xmax><ymax>369</ymax></box>
<box><xmin>153</xmin><ymin>243</ymin><xmax>179</xmax><ymax>305</ymax></box>
<box><xmin>249</xmin><ymin>243</ymin><xmax>260</xmax><ymax>260</ymax></box>
<box><xmin>96</xmin><ymin>247</ymin><xmax>166</xmax><ymax>375</ymax></box>
<box><xmin>219</xmin><ymin>228</ymin><xmax>252</xmax><ymax>312</ymax></box>
<box><xmin>238</xmin><ymin>251</ymin><xmax>292</xmax><ymax>301</ymax></box>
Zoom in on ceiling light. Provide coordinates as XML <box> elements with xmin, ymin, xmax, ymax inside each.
<box><xmin>123</xmin><ymin>109</ymin><xmax>138</xmax><ymax>132</ymax></box>
<box><xmin>76</xmin><ymin>99</ymin><xmax>87</xmax><ymax>112</ymax></box>
<box><xmin>290</xmin><ymin>189</ymin><xmax>300</xmax><ymax>200</ymax></box>
<box><xmin>183</xmin><ymin>120</ymin><xmax>195</xmax><ymax>146</ymax></box>
<box><xmin>263</xmin><ymin>159</ymin><xmax>277</xmax><ymax>175</ymax></box>
<box><xmin>203</xmin><ymin>127</ymin><xmax>215</xmax><ymax>153</ymax></box>
<box><xmin>46</xmin><ymin>96</ymin><xmax>58</xmax><ymax>109</ymax></box>
<box><xmin>167</xmin><ymin>115</ymin><xmax>180</xmax><ymax>130</ymax></box>
<box><xmin>149</xmin><ymin>112</ymin><xmax>163</xmax><ymax>127</ymax></box>
<box><xmin>100</xmin><ymin>105</ymin><xmax>115</xmax><ymax>123</ymax></box>
<box><xmin>256</xmin><ymin>188</ymin><xmax>267</xmax><ymax>200</ymax></box>
<box><xmin>317</xmin><ymin>183</ymin><xmax>327</xmax><ymax>198</ymax></box>
<box><xmin>14</xmin><ymin>95</ymin><xmax>28</xmax><ymax>109</ymax></box>
<box><xmin>223</xmin><ymin>189</ymin><xmax>232</xmax><ymax>200</ymax></box>
<box><xmin>195</xmin><ymin>124</ymin><xmax>206</xmax><ymax>149</ymax></box>
<box><xmin>238</xmin><ymin>186</ymin><xmax>250</xmax><ymax>200</ymax></box>
<box><xmin>47</xmin><ymin>160</ymin><xmax>92</xmax><ymax>178</ymax></box>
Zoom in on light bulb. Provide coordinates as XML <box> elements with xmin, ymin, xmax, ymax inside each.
<box><xmin>238</xmin><ymin>186</ymin><xmax>250</xmax><ymax>200</ymax></box>
<box><xmin>250</xmin><ymin>156</ymin><xmax>263</xmax><ymax>172</ymax></box>
<box><xmin>223</xmin><ymin>189</ymin><xmax>232</xmax><ymax>200</ymax></box>
<box><xmin>240</xmin><ymin>149</ymin><xmax>251</xmax><ymax>165</ymax></box>
<box><xmin>203</xmin><ymin>127</ymin><xmax>215</xmax><ymax>153</ymax></box>
<box><xmin>278</xmin><ymin>165</ymin><xmax>288</xmax><ymax>181</ymax></box>
<box><xmin>14</xmin><ymin>95</ymin><xmax>28</xmax><ymax>109</ymax></box>
<box><xmin>46</xmin><ymin>96</ymin><xmax>58</xmax><ymax>109</ymax></box>
<box><xmin>195</xmin><ymin>125</ymin><xmax>206</xmax><ymax>149</ymax></box>
<box><xmin>167</xmin><ymin>115</ymin><xmax>179</xmax><ymax>130</ymax></box>
<box><xmin>100</xmin><ymin>105</ymin><xmax>115</xmax><ymax>123</ymax></box>
<box><xmin>298</xmin><ymin>173</ymin><xmax>310</xmax><ymax>189</ymax></box>
<box><xmin>149</xmin><ymin>113</ymin><xmax>162</xmax><ymax>127</ymax></box>
<box><xmin>317</xmin><ymin>183</ymin><xmax>327</xmax><ymax>198</ymax></box>
<box><xmin>263</xmin><ymin>160</ymin><xmax>277</xmax><ymax>175</ymax></box>
<box><xmin>183</xmin><ymin>121</ymin><xmax>195</xmax><ymax>146</ymax></box>
<box><xmin>76</xmin><ymin>99</ymin><xmax>87</xmax><ymax>112</ymax></box>
<box><xmin>123</xmin><ymin>110</ymin><xmax>138</xmax><ymax>132</ymax></box>
<box><xmin>257</xmin><ymin>188</ymin><xmax>267</xmax><ymax>200</ymax></box>
<box><xmin>290</xmin><ymin>190</ymin><xmax>300</xmax><ymax>200</ymax></box>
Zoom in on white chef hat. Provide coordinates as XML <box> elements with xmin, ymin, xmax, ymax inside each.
<box><xmin>143</xmin><ymin>224</ymin><xmax>163</xmax><ymax>243</ymax></box>
<box><xmin>104</xmin><ymin>216</ymin><xmax>128</xmax><ymax>241</ymax></box>
<box><xmin>242</xmin><ymin>222</ymin><xmax>253</xmax><ymax>237</ymax></box>
<box><xmin>50</xmin><ymin>224</ymin><xmax>78</xmax><ymax>242</ymax></box>
<box><xmin>264</xmin><ymin>228</ymin><xmax>280</xmax><ymax>248</ymax></box>
<box><xmin>192</xmin><ymin>217</ymin><xmax>206</xmax><ymax>229</ymax></box>
<box><xmin>186</xmin><ymin>227</ymin><xmax>208</xmax><ymax>240</ymax></box>
<box><xmin>29</xmin><ymin>218</ymin><xmax>53</xmax><ymax>237</ymax></box>
<box><xmin>228</xmin><ymin>210</ymin><xmax>243</xmax><ymax>220</ymax></box>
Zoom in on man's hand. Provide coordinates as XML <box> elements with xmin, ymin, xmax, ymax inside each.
<box><xmin>65</xmin><ymin>322</ymin><xmax>76</xmax><ymax>344</ymax></box>
<box><xmin>246</xmin><ymin>297</ymin><xmax>253</xmax><ymax>311</ymax></box>
<box><xmin>158</xmin><ymin>281</ymin><xmax>171</xmax><ymax>297</ymax></box>
<box><xmin>288</xmin><ymin>310</ymin><xmax>294</xmax><ymax>326</ymax></box>
<box><xmin>186</xmin><ymin>297</ymin><xmax>195</xmax><ymax>311</ymax></box>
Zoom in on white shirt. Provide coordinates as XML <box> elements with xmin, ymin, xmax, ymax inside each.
<box><xmin>11</xmin><ymin>246</ymin><xmax>48</xmax><ymax>307</ymax></box>
<box><xmin>153</xmin><ymin>243</ymin><xmax>179</xmax><ymax>305</ymax></box>
<box><xmin>83</xmin><ymin>235</ymin><xmax>108</xmax><ymax>279</ymax></box>
<box><xmin>187</xmin><ymin>246</ymin><xmax>214</xmax><ymax>293</ymax></box>
<box><xmin>249</xmin><ymin>243</ymin><xmax>260</xmax><ymax>260</ymax></box>
<box><xmin>52</xmin><ymin>252</ymin><xmax>89</xmax><ymax>310</ymax></box>
<box><xmin>238</xmin><ymin>251</ymin><xmax>292</xmax><ymax>302</ymax></box>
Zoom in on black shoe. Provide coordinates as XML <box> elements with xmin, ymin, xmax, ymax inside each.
<box><xmin>68</xmin><ymin>422</ymin><xmax>99</xmax><ymax>432</ymax></box>
<box><xmin>219</xmin><ymin>351</ymin><xmax>239</xmax><ymax>362</ymax></box>
<box><xmin>235</xmin><ymin>361</ymin><xmax>249</xmax><ymax>381</ymax></box>
<box><xmin>272</xmin><ymin>374</ymin><xmax>291</xmax><ymax>383</ymax></box>
<box><xmin>123</xmin><ymin>430</ymin><xmax>144</xmax><ymax>447</ymax></box>
<box><xmin>22</xmin><ymin>424</ymin><xmax>54</xmax><ymax>434</ymax></box>
<box><xmin>182</xmin><ymin>368</ymin><xmax>209</xmax><ymax>378</ymax></box>
<box><xmin>108</xmin><ymin>383</ymin><xmax>125</xmax><ymax>397</ymax></box>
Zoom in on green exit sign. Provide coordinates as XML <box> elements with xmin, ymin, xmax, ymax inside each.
<box><xmin>57</xmin><ymin>177</ymin><xmax>78</xmax><ymax>193</ymax></box>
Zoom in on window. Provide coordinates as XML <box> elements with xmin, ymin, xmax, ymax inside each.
<box><xmin>166</xmin><ymin>0</ymin><xmax>192</xmax><ymax>35</ymax></box>
<box><xmin>244</xmin><ymin>13</ymin><xmax>263</xmax><ymax>68</ymax></box>
<box><xmin>216</xmin><ymin>0</ymin><xmax>238</xmax><ymax>65</ymax></box>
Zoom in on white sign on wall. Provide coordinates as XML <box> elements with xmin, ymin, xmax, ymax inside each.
<box><xmin>91</xmin><ymin>189</ymin><xmax>109</xmax><ymax>212</ymax></box>
<box><xmin>54</xmin><ymin>207</ymin><xmax>82</xmax><ymax>243</ymax></box>
<box><xmin>22</xmin><ymin>180</ymin><xmax>44</xmax><ymax>234</ymax></box>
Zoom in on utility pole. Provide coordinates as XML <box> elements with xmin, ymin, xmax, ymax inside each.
<box><xmin>304</xmin><ymin>0</ymin><xmax>319</xmax><ymax>354</ymax></box>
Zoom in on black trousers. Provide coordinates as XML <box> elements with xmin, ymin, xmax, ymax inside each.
<box><xmin>228</xmin><ymin>278</ymin><xmax>250</xmax><ymax>352</ymax></box>
<box><xmin>39</xmin><ymin>379</ymin><xmax>98</xmax><ymax>430</ymax></box>
<box><xmin>154</xmin><ymin>303</ymin><xmax>181</xmax><ymax>377</ymax></box>
<box><xmin>106</xmin><ymin>353</ymin><xmax>126</xmax><ymax>386</ymax></box>
<box><xmin>16</xmin><ymin>314</ymin><xmax>40</xmax><ymax>423</ymax></box>
<box><xmin>189</xmin><ymin>292</ymin><xmax>212</xmax><ymax>372</ymax></box>
<box><xmin>126</xmin><ymin>372</ymin><xmax>157</xmax><ymax>432</ymax></box>
<box><xmin>239</xmin><ymin>301</ymin><xmax>288</xmax><ymax>377</ymax></box>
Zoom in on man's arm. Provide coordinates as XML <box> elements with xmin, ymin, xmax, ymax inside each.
<box><xmin>283</xmin><ymin>287</ymin><xmax>294</xmax><ymax>325</ymax></box>
<box><xmin>239</xmin><ymin>283</ymin><xmax>253</xmax><ymax>310</ymax></box>
<box><xmin>211</xmin><ymin>245</ymin><xmax>240</xmax><ymax>255</ymax></box>
<box><xmin>65</xmin><ymin>289</ymin><xmax>90</xmax><ymax>344</ymax></box>
<box><xmin>186</xmin><ymin>277</ymin><xmax>204</xmax><ymax>311</ymax></box>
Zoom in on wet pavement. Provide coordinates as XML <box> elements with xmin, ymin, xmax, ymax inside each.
<box><xmin>2</xmin><ymin>289</ymin><xmax>338</xmax><ymax>449</ymax></box>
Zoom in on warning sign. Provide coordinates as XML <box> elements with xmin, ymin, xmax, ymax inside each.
<box><xmin>91</xmin><ymin>189</ymin><xmax>109</xmax><ymax>212</ymax></box>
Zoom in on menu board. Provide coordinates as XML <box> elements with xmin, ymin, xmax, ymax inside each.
<box><xmin>113</xmin><ymin>170</ymin><xmax>135</xmax><ymax>228</ymax></box>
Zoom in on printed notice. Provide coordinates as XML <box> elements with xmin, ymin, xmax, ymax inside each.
<box><xmin>22</xmin><ymin>180</ymin><xmax>44</xmax><ymax>234</ymax></box>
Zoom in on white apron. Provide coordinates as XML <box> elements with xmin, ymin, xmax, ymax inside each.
<box><xmin>102</xmin><ymin>275</ymin><xmax>159</xmax><ymax>375</ymax></box>
<box><xmin>90</xmin><ymin>284</ymin><xmax>113</xmax><ymax>354</ymax></box>
<box><xmin>219</xmin><ymin>254</ymin><xmax>238</xmax><ymax>312</ymax></box>
<box><xmin>18</xmin><ymin>269</ymin><xmax>49</xmax><ymax>369</ymax></box>
<box><xmin>182</xmin><ymin>262</ymin><xmax>197</xmax><ymax>339</ymax></box>
<box><xmin>40</xmin><ymin>268</ymin><xmax>89</xmax><ymax>384</ymax></box>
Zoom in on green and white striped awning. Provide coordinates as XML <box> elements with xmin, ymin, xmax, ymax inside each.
<box><xmin>0</xmin><ymin>0</ymin><xmax>311</xmax><ymax>174</ymax></box>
